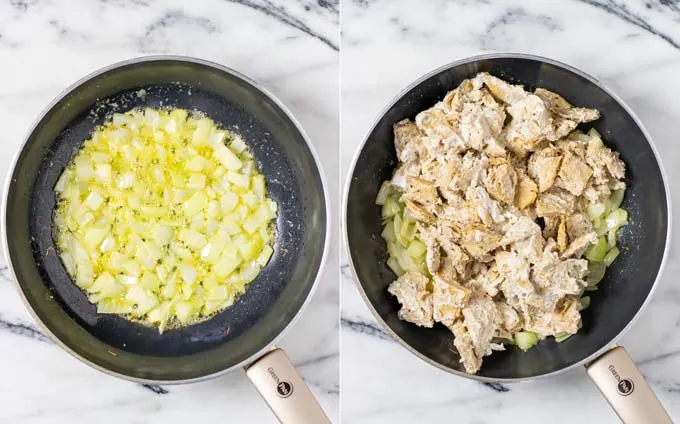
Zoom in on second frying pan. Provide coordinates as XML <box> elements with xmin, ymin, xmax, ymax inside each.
<box><xmin>3</xmin><ymin>56</ymin><xmax>330</xmax><ymax>423</ymax></box>
<box><xmin>344</xmin><ymin>53</ymin><xmax>672</xmax><ymax>423</ymax></box>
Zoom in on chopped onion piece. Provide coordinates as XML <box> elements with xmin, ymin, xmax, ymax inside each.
<box><xmin>603</xmin><ymin>247</ymin><xmax>620</xmax><ymax>266</ymax></box>
<box><xmin>54</xmin><ymin>108</ymin><xmax>276</xmax><ymax>332</ymax></box>
<box><xmin>515</xmin><ymin>331</ymin><xmax>538</xmax><ymax>351</ymax></box>
<box><xmin>375</xmin><ymin>181</ymin><xmax>391</xmax><ymax>206</ymax></box>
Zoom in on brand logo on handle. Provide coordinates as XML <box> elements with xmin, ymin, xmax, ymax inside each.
<box><xmin>268</xmin><ymin>367</ymin><xmax>294</xmax><ymax>398</ymax></box>
<box><xmin>276</xmin><ymin>381</ymin><xmax>294</xmax><ymax>398</ymax></box>
<box><xmin>608</xmin><ymin>365</ymin><xmax>634</xmax><ymax>396</ymax></box>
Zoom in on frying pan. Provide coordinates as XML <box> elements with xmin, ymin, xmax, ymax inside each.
<box><xmin>3</xmin><ymin>56</ymin><xmax>331</xmax><ymax>424</ymax></box>
<box><xmin>344</xmin><ymin>53</ymin><xmax>672</xmax><ymax>423</ymax></box>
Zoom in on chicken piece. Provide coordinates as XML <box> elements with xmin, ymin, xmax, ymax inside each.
<box><xmin>558</xmin><ymin>151</ymin><xmax>593</xmax><ymax>196</ymax></box>
<box><xmin>513</xmin><ymin>233</ymin><xmax>544</xmax><ymax>264</ymax></box>
<box><xmin>500</xmin><ymin>215</ymin><xmax>544</xmax><ymax>262</ymax></box>
<box><xmin>458</xmin><ymin>89</ymin><xmax>507</xmax><ymax>153</ymax></box>
<box><xmin>436</xmin><ymin>255</ymin><xmax>458</xmax><ymax>282</ymax></box>
<box><xmin>461</xmin><ymin>227</ymin><xmax>502</xmax><ymax>260</ymax></box>
<box><xmin>451</xmin><ymin>322</ymin><xmax>483</xmax><ymax>374</ymax></box>
<box><xmin>523</xmin><ymin>297</ymin><xmax>582</xmax><ymax>336</ymax></box>
<box><xmin>419</xmin><ymin>224</ymin><xmax>465</xmax><ymax>263</ymax></box>
<box><xmin>437</xmin><ymin>246</ymin><xmax>470</xmax><ymax>283</ymax></box>
<box><xmin>495</xmin><ymin>250</ymin><xmax>534</xmax><ymax>305</ymax></box>
<box><xmin>532</xmin><ymin>257</ymin><xmax>588</xmax><ymax>310</ymax></box>
<box><xmin>504</xmin><ymin>95</ymin><xmax>553</xmax><ymax>156</ymax></box>
<box><xmin>417</xmin><ymin>226</ymin><xmax>442</xmax><ymax>274</ymax></box>
<box><xmin>442</xmin><ymin>242</ymin><xmax>470</xmax><ymax>273</ymax></box>
<box><xmin>583</xmin><ymin>182</ymin><xmax>618</xmax><ymax>203</ymax></box>
<box><xmin>432</xmin><ymin>276</ymin><xmax>471</xmax><ymax>326</ymax></box>
<box><xmin>495</xmin><ymin>302</ymin><xmax>523</xmax><ymax>340</ymax></box>
<box><xmin>402</xmin><ymin>176</ymin><xmax>439</xmax><ymax>207</ymax></box>
<box><xmin>466</xmin><ymin>186</ymin><xmax>505</xmax><ymax>226</ymax></box>
<box><xmin>500</xmin><ymin>216</ymin><xmax>542</xmax><ymax>246</ymax></box>
<box><xmin>515</xmin><ymin>172</ymin><xmax>538</xmax><ymax>209</ymax></box>
<box><xmin>426</xmin><ymin>244</ymin><xmax>441</xmax><ymax>274</ymax></box>
<box><xmin>390</xmin><ymin>161</ymin><xmax>420</xmax><ymax>191</ymax></box>
<box><xmin>434</xmin><ymin>153</ymin><xmax>461</xmax><ymax>182</ymax></box>
<box><xmin>393</xmin><ymin>119</ymin><xmax>422</xmax><ymax>163</ymax></box>
<box><xmin>415</xmin><ymin>104</ymin><xmax>467</xmax><ymax>154</ymax></box>
<box><xmin>556</xmin><ymin>138</ymin><xmax>588</xmax><ymax>161</ymax></box>
<box><xmin>476</xmin><ymin>72</ymin><xmax>528</xmax><ymax>104</ymax></box>
<box><xmin>477</xmin><ymin>89</ymin><xmax>506</xmax><ymax>137</ymax></box>
<box><xmin>388</xmin><ymin>272</ymin><xmax>434</xmax><ymax>327</ymax></box>
<box><xmin>404</xmin><ymin>200</ymin><xmax>436</xmax><ymax>224</ymax></box>
<box><xmin>419</xmin><ymin>158</ymin><xmax>441</xmax><ymax>184</ymax></box>
<box><xmin>542</xmin><ymin>216</ymin><xmax>560</xmax><ymax>240</ymax></box>
<box><xmin>437</xmin><ymin>191</ymin><xmax>480</xmax><ymax>228</ymax></box>
<box><xmin>534</xmin><ymin>88</ymin><xmax>600</xmax><ymax>141</ymax></box>
<box><xmin>485</xmin><ymin>137</ymin><xmax>507</xmax><ymax>157</ymax></box>
<box><xmin>467</xmin><ymin>265</ymin><xmax>504</xmax><ymax>297</ymax></box>
<box><xmin>421</xmin><ymin>155</ymin><xmax>459</xmax><ymax>190</ymax></box>
<box><xmin>451</xmin><ymin>152</ymin><xmax>488</xmax><ymax>192</ymax></box>
<box><xmin>462</xmin><ymin>294</ymin><xmax>501</xmax><ymax>354</ymax></box>
<box><xmin>535</xmin><ymin>189</ymin><xmax>576</xmax><ymax>217</ymax></box>
<box><xmin>561</xmin><ymin>232</ymin><xmax>597</xmax><ymax>259</ymax></box>
<box><xmin>484</xmin><ymin>163</ymin><xmax>517</xmax><ymax>205</ymax></box>
<box><xmin>586</xmin><ymin>136</ymin><xmax>625</xmax><ymax>185</ymax></box>
<box><xmin>528</xmin><ymin>147</ymin><xmax>563</xmax><ymax>192</ymax></box>
<box><xmin>557</xmin><ymin>216</ymin><xmax>568</xmax><ymax>252</ymax></box>
<box><xmin>442</xmin><ymin>83</ymin><xmax>466</xmax><ymax>114</ymax></box>
<box><xmin>451</xmin><ymin>293</ymin><xmax>501</xmax><ymax>373</ymax></box>
<box><xmin>566</xmin><ymin>214</ymin><xmax>593</xmax><ymax>240</ymax></box>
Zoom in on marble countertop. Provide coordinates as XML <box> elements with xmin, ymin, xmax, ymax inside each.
<box><xmin>341</xmin><ymin>0</ymin><xmax>680</xmax><ymax>423</ymax></box>
<box><xmin>0</xmin><ymin>0</ymin><xmax>338</xmax><ymax>423</ymax></box>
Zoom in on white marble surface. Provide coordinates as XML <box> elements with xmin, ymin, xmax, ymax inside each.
<box><xmin>341</xmin><ymin>0</ymin><xmax>680</xmax><ymax>423</ymax></box>
<box><xmin>0</xmin><ymin>0</ymin><xmax>338</xmax><ymax>423</ymax></box>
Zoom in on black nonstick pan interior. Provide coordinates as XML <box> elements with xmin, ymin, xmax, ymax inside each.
<box><xmin>4</xmin><ymin>57</ymin><xmax>327</xmax><ymax>382</ymax></box>
<box><xmin>345</xmin><ymin>54</ymin><xmax>669</xmax><ymax>380</ymax></box>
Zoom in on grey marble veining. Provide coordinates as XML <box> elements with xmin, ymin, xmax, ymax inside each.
<box><xmin>341</xmin><ymin>0</ymin><xmax>680</xmax><ymax>422</ymax></box>
<box><xmin>0</xmin><ymin>0</ymin><xmax>338</xmax><ymax>423</ymax></box>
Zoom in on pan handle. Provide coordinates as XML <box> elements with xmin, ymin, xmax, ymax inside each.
<box><xmin>585</xmin><ymin>346</ymin><xmax>672</xmax><ymax>424</ymax></box>
<box><xmin>245</xmin><ymin>348</ymin><xmax>331</xmax><ymax>424</ymax></box>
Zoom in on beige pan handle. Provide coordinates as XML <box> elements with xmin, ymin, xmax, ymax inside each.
<box><xmin>245</xmin><ymin>348</ymin><xmax>331</xmax><ymax>424</ymax></box>
<box><xmin>586</xmin><ymin>346</ymin><xmax>672</xmax><ymax>424</ymax></box>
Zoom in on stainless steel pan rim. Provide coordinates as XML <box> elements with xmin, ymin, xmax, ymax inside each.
<box><xmin>342</xmin><ymin>52</ymin><xmax>672</xmax><ymax>383</ymax></box>
<box><xmin>1</xmin><ymin>54</ymin><xmax>332</xmax><ymax>385</ymax></box>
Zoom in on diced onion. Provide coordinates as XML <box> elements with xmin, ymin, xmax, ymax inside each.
<box><xmin>554</xmin><ymin>332</ymin><xmax>572</xmax><ymax>343</ymax></box>
<box><xmin>380</xmin><ymin>194</ymin><xmax>428</xmax><ymax>277</ymax></box>
<box><xmin>603</xmin><ymin>247</ymin><xmax>620</xmax><ymax>266</ymax></box>
<box><xmin>586</xmin><ymin>202</ymin><xmax>606</xmax><ymax>220</ymax></box>
<box><xmin>585</xmin><ymin>236</ymin><xmax>608</xmax><ymax>262</ymax></box>
<box><xmin>54</xmin><ymin>108</ymin><xmax>277</xmax><ymax>332</ymax></box>
<box><xmin>605</xmin><ymin>208</ymin><xmax>628</xmax><ymax>230</ymax></box>
<box><xmin>515</xmin><ymin>331</ymin><xmax>539</xmax><ymax>351</ymax></box>
<box><xmin>375</xmin><ymin>181</ymin><xmax>391</xmax><ymax>206</ymax></box>
<box><xmin>585</xmin><ymin>261</ymin><xmax>606</xmax><ymax>288</ymax></box>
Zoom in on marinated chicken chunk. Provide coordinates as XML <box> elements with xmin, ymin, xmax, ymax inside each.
<box><xmin>388</xmin><ymin>272</ymin><xmax>434</xmax><ymax>328</ymax></box>
<box><xmin>534</xmin><ymin>88</ymin><xmax>600</xmax><ymax>141</ymax></box>
<box><xmin>401</xmin><ymin>176</ymin><xmax>439</xmax><ymax>207</ymax></box>
<box><xmin>535</xmin><ymin>189</ymin><xmax>576</xmax><ymax>217</ymax></box>
<box><xmin>432</xmin><ymin>276</ymin><xmax>470</xmax><ymax>326</ymax></box>
<box><xmin>586</xmin><ymin>135</ymin><xmax>626</xmax><ymax>191</ymax></box>
<box><xmin>566</xmin><ymin>213</ymin><xmax>593</xmax><ymax>240</ymax></box>
<box><xmin>558</xmin><ymin>151</ymin><xmax>593</xmax><ymax>196</ymax></box>
<box><xmin>515</xmin><ymin>172</ymin><xmax>538</xmax><ymax>209</ymax></box>
<box><xmin>528</xmin><ymin>147</ymin><xmax>562</xmax><ymax>192</ymax></box>
<box><xmin>393</xmin><ymin>119</ymin><xmax>422</xmax><ymax>163</ymax></box>
<box><xmin>385</xmin><ymin>73</ymin><xmax>627</xmax><ymax>375</ymax></box>
<box><xmin>485</xmin><ymin>163</ymin><xmax>517</xmax><ymax>205</ymax></box>
<box><xmin>451</xmin><ymin>293</ymin><xmax>501</xmax><ymax>374</ymax></box>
